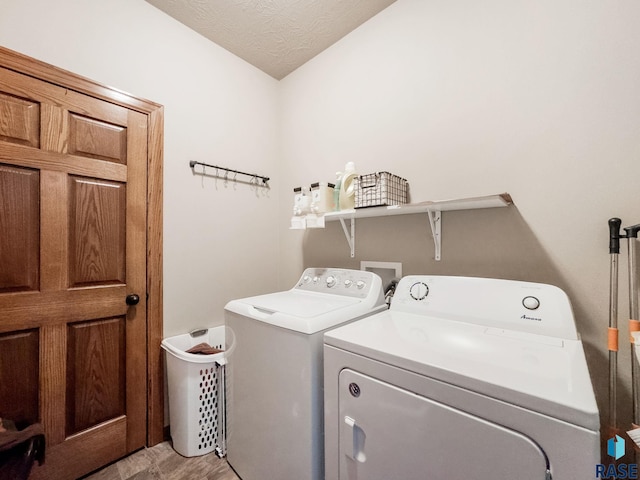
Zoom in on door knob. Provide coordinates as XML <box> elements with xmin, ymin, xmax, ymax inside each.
<box><xmin>126</xmin><ymin>294</ymin><xmax>140</xmax><ymax>306</ymax></box>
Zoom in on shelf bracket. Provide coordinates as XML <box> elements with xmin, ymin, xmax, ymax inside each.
<box><xmin>339</xmin><ymin>217</ymin><xmax>355</xmax><ymax>258</ymax></box>
<box><xmin>427</xmin><ymin>210</ymin><xmax>442</xmax><ymax>261</ymax></box>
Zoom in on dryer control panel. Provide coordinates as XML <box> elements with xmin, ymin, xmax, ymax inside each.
<box><xmin>295</xmin><ymin>268</ymin><xmax>382</xmax><ymax>300</ymax></box>
<box><xmin>392</xmin><ymin>275</ymin><xmax>578</xmax><ymax>341</ymax></box>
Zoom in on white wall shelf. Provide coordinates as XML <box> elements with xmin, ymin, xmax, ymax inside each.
<box><xmin>323</xmin><ymin>193</ymin><xmax>512</xmax><ymax>260</ymax></box>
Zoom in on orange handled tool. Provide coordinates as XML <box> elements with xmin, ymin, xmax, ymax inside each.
<box><xmin>609</xmin><ymin>218</ymin><xmax>622</xmax><ymax>434</ymax></box>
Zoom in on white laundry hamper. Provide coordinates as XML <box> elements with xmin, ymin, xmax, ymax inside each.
<box><xmin>161</xmin><ymin>326</ymin><xmax>234</xmax><ymax>458</ymax></box>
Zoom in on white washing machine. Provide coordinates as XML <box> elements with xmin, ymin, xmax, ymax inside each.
<box><xmin>224</xmin><ymin>267</ymin><xmax>386</xmax><ymax>480</ymax></box>
<box><xmin>324</xmin><ymin>275</ymin><xmax>600</xmax><ymax>480</ymax></box>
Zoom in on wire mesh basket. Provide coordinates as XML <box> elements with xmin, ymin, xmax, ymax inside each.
<box><xmin>354</xmin><ymin>172</ymin><xmax>408</xmax><ymax>208</ymax></box>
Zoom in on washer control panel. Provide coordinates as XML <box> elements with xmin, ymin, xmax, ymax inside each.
<box><xmin>295</xmin><ymin>268</ymin><xmax>380</xmax><ymax>299</ymax></box>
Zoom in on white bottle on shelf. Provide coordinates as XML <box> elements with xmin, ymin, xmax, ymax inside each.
<box><xmin>339</xmin><ymin>162</ymin><xmax>357</xmax><ymax>210</ymax></box>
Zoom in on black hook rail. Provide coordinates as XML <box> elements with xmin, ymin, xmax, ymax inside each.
<box><xmin>189</xmin><ymin>160</ymin><xmax>270</xmax><ymax>186</ymax></box>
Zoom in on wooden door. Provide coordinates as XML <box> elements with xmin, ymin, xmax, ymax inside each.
<box><xmin>0</xmin><ymin>64</ymin><xmax>148</xmax><ymax>479</ymax></box>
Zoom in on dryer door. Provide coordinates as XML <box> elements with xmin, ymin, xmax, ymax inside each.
<box><xmin>338</xmin><ymin>369</ymin><xmax>549</xmax><ymax>480</ymax></box>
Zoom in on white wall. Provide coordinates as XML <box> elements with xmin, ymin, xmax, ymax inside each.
<box><xmin>0</xmin><ymin>0</ymin><xmax>281</xmax><ymax>337</ymax></box>
<box><xmin>280</xmin><ymin>0</ymin><xmax>640</xmax><ymax>446</ymax></box>
<box><xmin>3</xmin><ymin>0</ymin><xmax>640</xmax><ymax>453</ymax></box>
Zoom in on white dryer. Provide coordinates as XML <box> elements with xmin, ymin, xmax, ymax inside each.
<box><xmin>224</xmin><ymin>267</ymin><xmax>386</xmax><ymax>480</ymax></box>
<box><xmin>324</xmin><ymin>275</ymin><xmax>600</xmax><ymax>480</ymax></box>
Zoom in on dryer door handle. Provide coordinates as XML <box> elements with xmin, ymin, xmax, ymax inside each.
<box><xmin>344</xmin><ymin>416</ymin><xmax>366</xmax><ymax>463</ymax></box>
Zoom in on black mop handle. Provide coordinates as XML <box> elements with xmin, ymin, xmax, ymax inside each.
<box><xmin>609</xmin><ymin>217</ymin><xmax>622</xmax><ymax>432</ymax></box>
<box><xmin>610</xmin><ymin>218</ymin><xmax>622</xmax><ymax>254</ymax></box>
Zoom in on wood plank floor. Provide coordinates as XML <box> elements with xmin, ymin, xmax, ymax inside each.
<box><xmin>81</xmin><ymin>441</ymin><xmax>240</xmax><ymax>480</ymax></box>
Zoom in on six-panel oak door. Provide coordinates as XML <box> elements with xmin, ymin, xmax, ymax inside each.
<box><xmin>0</xmin><ymin>65</ymin><xmax>148</xmax><ymax>479</ymax></box>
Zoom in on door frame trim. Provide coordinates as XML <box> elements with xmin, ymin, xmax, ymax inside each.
<box><xmin>0</xmin><ymin>46</ymin><xmax>165</xmax><ymax>446</ymax></box>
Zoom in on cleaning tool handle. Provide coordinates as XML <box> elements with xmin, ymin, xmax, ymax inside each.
<box><xmin>624</xmin><ymin>224</ymin><xmax>640</xmax><ymax>239</ymax></box>
<box><xmin>610</xmin><ymin>218</ymin><xmax>622</xmax><ymax>254</ymax></box>
<box><xmin>609</xmin><ymin>327</ymin><xmax>619</xmax><ymax>351</ymax></box>
<box><xmin>631</xmin><ymin>320</ymin><xmax>640</xmax><ymax>343</ymax></box>
<box><xmin>627</xmin><ymin>223</ymin><xmax>640</xmax><ymax>441</ymax></box>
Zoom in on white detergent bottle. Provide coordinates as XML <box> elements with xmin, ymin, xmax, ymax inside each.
<box><xmin>339</xmin><ymin>162</ymin><xmax>357</xmax><ymax>210</ymax></box>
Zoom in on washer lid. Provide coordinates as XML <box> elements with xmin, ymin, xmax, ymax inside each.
<box><xmin>245</xmin><ymin>290</ymin><xmax>358</xmax><ymax>318</ymax></box>
<box><xmin>324</xmin><ymin>310</ymin><xmax>600</xmax><ymax>431</ymax></box>
<box><xmin>225</xmin><ymin>290</ymin><xmax>385</xmax><ymax>334</ymax></box>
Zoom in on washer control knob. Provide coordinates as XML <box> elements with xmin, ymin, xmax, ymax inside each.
<box><xmin>303</xmin><ymin>275</ymin><xmax>311</xmax><ymax>284</ymax></box>
<box><xmin>313</xmin><ymin>276</ymin><xmax>319</xmax><ymax>284</ymax></box>
<box><xmin>326</xmin><ymin>275</ymin><xmax>337</xmax><ymax>288</ymax></box>
<box><xmin>523</xmin><ymin>296</ymin><xmax>540</xmax><ymax>310</ymax></box>
<box><xmin>344</xmin><ymin>279</ymin><xmax>353</xmax><ymax>288</ymax></box>
<box><xmin>410</xmin><ymin>282</ymin><xmax>429</xmax><ymax>301</ymax></box>
<box><xmin>356</xmin><ymin>280</ymin><xmax>366</xmax><ymax>290</ymax></box>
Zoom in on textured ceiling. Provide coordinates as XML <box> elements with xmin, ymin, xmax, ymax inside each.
<box><xmin>145</xmin><ymin>0</ymin><xmax>397</xmax><ymax>80</ymax></box>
